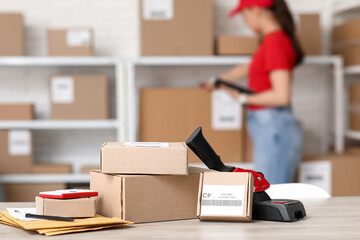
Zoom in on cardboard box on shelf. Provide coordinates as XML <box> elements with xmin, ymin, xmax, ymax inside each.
<box><xmin>140</xmin><ymin>88</ymin><xmax>247</xmax><ymax>163</ymax></box>
<box><xmin>5</xmin><ymin>183</ymin><xmax>67</xmax><ymax>202</ymax></box>
<box><xmin>50</xmin><ymin>74</ymin><xmax>108</xmax><ymax>120</ymax></box>
<box><xmin>48</xmin><ymin>29</ymin><xmax>93</xmax><ymax>56</ymax></box>
<box><xmin>0</xmin><ymin>104</ymin><xmax>34</xmax><ymax>120</ymax></box>
<box><xmin>90</xmin><ymin>167</ymin><xmax>211</xmax><ymax>223</ymax></box>
<box><xmin>0</xmin><ymin>13</ymin><xmax>24</xmax><ymax>56</ymax></box>
<box><xmin>298</xmin><ymin>14</ymin><xmax>322</xmax><ymax>55</ymax></box>
<box><xmin>36</xmin><ymin>196</ymin><xmax>96</xmax><ymax>218</ymax></box>
<box><xmin>101</xmin><ymin>142</ymin><xmax>188</xmax><ymax>175</ymax></box>
<box><xmin>140</xmin><ymin>0</ymin><xmax>213</xmax><ymax>56</ymax></box>
<box><xmin>216</xmin><ymin>36</ymin><xmax>258</xmax><ymax>56</ymax></box>
<box><xmin>0</xmin><ymin>130</ymin><xmax>32</xmax><ymax>174</ymax></box>
<box><xmin>32</xmin><ymin>164</ymin><xmax>72</xmax><ymax>174</ymax></box>
<box><xmin>349</xmin><ymin>109</ymin><xmax>360</xmax><ymax>131</ymax></box>
<box><xmin>299</xmin><ymin>154</ymin><xmax>360</xmax><ymax>196</ymax></box>
<box><xmin>333</xmin><ymin>45</ymin><xmax>360</xmax><ymax>66</ymax></box>
<box><xmin>332</xmin><ymin>17</ymin><xmax>360</xmax><ymax>46</ymax></box>
<box><xmin>197</xmin><ymin>172</ymin><xmax>254</xmax><ymax>221</ymax></box>
<box><xmin>81</xmin><ymin>165</ymin><xmax>99</xmax><ymax>174</ymax></box>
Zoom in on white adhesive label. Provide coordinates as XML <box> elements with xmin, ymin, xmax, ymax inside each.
<box><xmin>212</xmin><ymin>90</ymin><xmax>242</xmax><ymax>130</ymax></box>
<box><xmin>51</xmin><ymin>77</ymin><xmax>74</xmax><ymax>104</ymax></box>
<box><xmin>201</xmin><ymin>185</ymin><xmax>245</xmax><ymax>216</ymax></box>
<box><xmin>143</xmin><ymin>0</ymin><xmax>173</xmax><ymax>20</ymax></box>
<box><xmin>66</xmin><ymin>30</ymin><xmax>91</xmax><ymax>47</ymax></box>
<box><xmin>299</xmin><ymin>161</ymin><xmax>332</xmax><ymax>195</ymax></box>
<box><xmin>8</xmin><ymin>130</ymin><xmax>31</xmax><ymax>156</ymax></box>
<box><xmin>123</xmin><ymin>142</ymin><xmax>170</xmax><ymax>147</ymax></box>
<box><xmin>7</xmin><ymin>208</ymin><xmax>37</xmax><ymax>221</ymax></box>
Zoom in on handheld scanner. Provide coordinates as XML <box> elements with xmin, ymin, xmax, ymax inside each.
<box><xmin>186</xmin><ymin>127</ymin><xmax>270</xmax><ymax>192</ymax></box>
<box><xmin>214</xmin><ymin>79</ymin><xmax>255</xmax><ymax>95</ymax></box>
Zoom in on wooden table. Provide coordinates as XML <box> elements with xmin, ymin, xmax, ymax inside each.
<box><xmin>1</xmin><ymin>197</ymin><xmax>360</xmax><ymax>239</ymax></box>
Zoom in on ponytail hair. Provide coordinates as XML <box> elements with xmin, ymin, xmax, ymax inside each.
<box><xmin>268</xmin><ymin>0</ymin><xmax>304</xmax><ymax>66</ymax></box>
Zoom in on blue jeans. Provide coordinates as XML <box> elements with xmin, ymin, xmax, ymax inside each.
<box><xmin>247</xmin><ymin>106</ymin><xmax>303</xmax><ymax>184</ymax></box>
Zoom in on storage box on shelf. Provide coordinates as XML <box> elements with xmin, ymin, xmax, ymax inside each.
<box><xmin>216</xmin><ymin>36</ymin><xmax>258</xmax><ymax>56</ymax></box>
<box><xmin>5</xmin><ymin>183</ymin><xmax>67</xmax><ymax>202</ymax></box>
<box><xmin>0</xmin><ymin>104</ymin><xmax>34</xmax><ymax>120</ymax></box>
<box><xmin>298</xmin><ymin>14</ymin><xmax>322</xmax><ymax>56</ymax></box>
<box><xmin>0</xmin><ymin>13</ymin><xmax>24</xmax><ymax>56</ymax></box>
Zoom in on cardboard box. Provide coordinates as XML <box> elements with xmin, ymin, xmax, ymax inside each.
<box><xmin>217</xmin><ymin>36</ymin><xmax>258</xmax><ymax>55</ymax></box>
<box><xmin>332</xmin><ymin>17</ymin><xmax>360</xmax><ymax>46</ymax></box>
<box><xmin>140</xmin><ymin>0</ymin><xmax>214</xmax><ymax>56</ymax></box>
<box><xmin>0</xmin><ymin>13</ymin><xmax>24</xmax><ymax>56</ymax></box>
<box><xmin>36</xmin><ymin>196</ymin><xmax>96</xmax><ymax>218</ymax></box>
<box><xmin>0</xmin><ymin>130</ymin><xmax>32</xmax><ymax>174</ymax></box>
<box><xmin>50</xmin><ymin>75</ymin><xmax>108</xmax><ymax>119</ymax></box>
<box><xmin>48</xmin><ymin>29</ymin><xmax>93</xmax><ymax>56</ymax></box>
<box><xmin>349</xmin><ymin>83</ymin><xmax>360</xmax><ymax>130</ymax></box>
<box><xmin>298</xmin><ymin>14</ymin><xmax>322</xmax><ymax>55</ymax></box>
<box><xmin>299</xmin><ymin>154</ymin><xmax>360</xmax><ymax>196</ymax></box>
<box><xmin>6</xmin><ymin>183</ymin><xmax>66</xmax><ymax>202</ymax></box>
<box><xmin>197</xmin><ymin>172</ymin><xmax>254</xmax><ymax>221</ymax></box>
<box><xmin>101</xmin><ymin>142</ymin><xmax>188</xmax><ymax>175</ymax></box>
<box><xmin>334</xmin><ymin>45</ymin><xmax>360</xmax><ymax>66</ymax></box>
<box><xmin>90</xmin><ymin>167</ymin><xmax>210</xmax><ymax>223</ymax></box>
<box><xmin>32</xmin><ymin>164</ymin><xmax>72</xmax><ymax>174</ymax></box>
<box><xmin>349</xmin><ymin>109</ymin><xmax>360</xmax><ymax>131</ymax></box>
<box><xmin>81</xmin><ymin>165</ymin><xmax>99</xmax><ymax>174</ymax></box>
<box><xmin>0</xmin><ymin>104</ymin><xmax>34</xmax><ymax>120</ymax></box>
<box><xmin>140</xmin><ymin>88</ymin><xmax>246</xmax><ymax>163</ymax></box>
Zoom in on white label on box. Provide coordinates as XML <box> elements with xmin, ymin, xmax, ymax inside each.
<box><xmin>299</xmin><ymin>161</ymin><xmax>332</xmax><ymax>196</ymax></box>
<box><xmin>51</xmin><ymin>77</ymin><xmax>74</xmax><ymax>104</ymax></box>
<box><xmin>8</xmin><ymin>130</ymin><xmax>31</xmax><ymax>156</ymax></box>
<box><xmin>201</xmin><ymin>185</ymin><xmax>245</xmax><ymax>216</ymax></box>
<box><xmin>212</xmin><ymin>90</ymin><xmax>242</xmax><ymax>130</ymax></box>
<box><xmin>123</xmin><ymin>142</ymin><xmax>170</xmax><ymax>148</ymax></box>
<box><xmin>66</xmin><ymin>30</ymin><xmax>91</xmax><ymax>47</ymax></box>
<box><xmin>143</xmin><ymin>0</ymin><xmax>173</xmax><ymax>20</ymax></box>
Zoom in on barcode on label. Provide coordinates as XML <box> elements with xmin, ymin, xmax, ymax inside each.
<box><xmin>202</xmin><ymin>200</ymin><xmax>243</xmax><ymax>207</ymax></box>
<box><xmin>150</xmin><ymin>11</ymin><xmax>166</xmax><ymax>17</ymax></box>
<box><xmin>219</xmin><ymin>116</ymin><xmax>235</xmax><ymax>122</ymax></box>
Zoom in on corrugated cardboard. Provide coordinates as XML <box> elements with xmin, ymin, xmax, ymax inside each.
<box><xmin>0</xmin><ymin>104</ymin><xmax>34</xmax><ymax>120</ymax></box>
<box><xmin>197</xmin><ymin>172</ymin><xmax>254</xmax><ymax>221</ymax></box>
<box><xmin>332</xmin><ymin>17</ymin><xmax>360</xmax><ymax>47</ymax></box>
<box><xmin>32</xmin><ymin>164</ymin><xmax>72</xmax><ymax>174</ymax></box>
<box><xmin>334</xmin><ymin>45</ymin><xmax>360</xmax><ymax>66</ymax></box>
<box><xmin>349</xmin><ymin>109</ymin><xmax>360</xmax><ymax>131</ymax></box>
<box><xmin>217</xmin><ymin>36</ymin><xmax>258</xmax><ymax>55</ymax></box>
<box><xmin>0</xmin><ymin>13</ymin><xmax>24</xmax><ymax>56</ymax></box>
<box><xmin>140</xmin><ymin>0</ymin><xmax>214</xmax><ymax>56</ymax></box>
<box><xmin>299</xmin><ymin>14</ymin><xmax>322</xmax><ymax>55</ymax></box>
<box><xmin>6</xmin><ymin>183</ymin><xmax>66</xmax><ymax>202</ymax></box>
<box><xmin>101</xmin><ymin>142</ymin><xmax>188</xmax><ymax>175</ymax></box>
<box><xmin>90</xmin><ymin>167</ymin><xmax>211</xmax><ymax>223</ymax></box>
<box><xmin>50</xmin><ymin>74</ymin><xmax>108</xmax><ymax>119</ymax></box>
<box><xmin>299</xmin><ymin>154</ymin><xmax>360</xmax><ymax>196</ymax></box>
<box><xmin>0</xmin><ymin>130</ymin><xmax>32</xmax><ymax>174</ymax></box>
<box><xmin>349</xmin><ymin>83</ymin><xmax>360</xmax><ymax>130</ymax></box>
<box><xmin>48</xmin><ymin>29</ymin><xmax>93</xmax><ymax>56</ymax></box>
<box><xmin>36</xmin><ymin>196</ymin><xmax>96</xmax><ymax>218</ymax></box>
<box><xmin>81</xmin><ymin>165</ymin><xmax>99</xmax><ymax>174</ymax></box>
<box><xmin>140</xmin><ymin>88</ymin><xmax>246</xmax><ymax>163</ymax></box>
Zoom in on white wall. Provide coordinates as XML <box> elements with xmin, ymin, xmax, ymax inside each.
<box><xmin>0</xmin><ymin>0</ymin><xmax>338</xmax><ymax>169</ymax></box>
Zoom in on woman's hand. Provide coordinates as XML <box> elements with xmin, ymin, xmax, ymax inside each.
<box><xmin>199</xmin><ymin>77</ymin><xmax>215</xmax><ymax>91</ymax></box>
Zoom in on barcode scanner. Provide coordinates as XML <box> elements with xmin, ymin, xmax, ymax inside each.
<box><xmin>186</xmin><ymin>127</ymin><xmax>306</xmax><ymax>222</ymax></box>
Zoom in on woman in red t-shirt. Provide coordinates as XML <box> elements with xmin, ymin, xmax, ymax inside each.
<box><xmin>202</xmin><ymin>0</ymin><xmax>304</xmax><ymax>184</ymax></box>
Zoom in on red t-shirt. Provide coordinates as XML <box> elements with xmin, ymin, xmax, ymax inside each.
<box><xmin>248</xmin><ymin>30</ymin><xmax>296</xmax><ymax>110</ymax></box>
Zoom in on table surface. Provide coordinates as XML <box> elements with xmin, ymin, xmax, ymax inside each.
<box><xmin>1</xmin><ymin>197</ymin><xmax>360</xmax><ymax>240</ymax></box>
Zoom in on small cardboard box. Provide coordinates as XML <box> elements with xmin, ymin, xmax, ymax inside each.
<box><xmin>197</xmin><ymin>172</ymin><xmax>254</xmax><ymax>222</ymax></box>
<box><xmin>0</xmin><ymin>13</ymin><xmax>24</xmax><ymax>56</ymax></box>
<box><xmin>298</xmin><ymin>14</ymin><xmax>322</xmax><ymax>55</ymax></box>
<box><xmin>81</xmin><ymin>165</ymin><xmax>99</xmax><ymax>174</ymax></box>
<box><xmin>299</xmin><ymin>154</ymin><xmax>360</xmax><ymax>196</ymax></box>
<box><xmin>334</xmin><ymin>45</ymin><xmax>360</xmax><ymax>67</ymax></box>
<box><xmin>50</xmin><ymin>74</ymin><xmax>108</xmax><ymax>119</ymax></box>
<box><xmin>0</xmin><ymin>130</ymin><xmax>32</xmax><ymax>174</ymax></box>
<box><xmin>0</xmin><ymin>104</ymin><xmax>34</xmax><ymax>120</ymax></box>
<box><xmin>217</xmin><ymin>36</ymin><xmax>258</xmax><ymax>55</ymax></box>
<box><xmin>90</xmin><ymin>167</ymin><xmax>210</xmax><ymax>223</ymax></box>
<box><xmin>100</xmin><ymin>142</ymin><xmax>188</xmax><ymax>175</ymax></box>
<box><xmin>6</xmin><ymin>183</ymin><xmax>66</xmax><ymax>202</ymax></box>
<box><xmin>140</xmin><ymin>0</ymin><xmax>214</xmax><ymax>56</ymax></box>
<box><xmin>32</xmin><ymin>164</ymin><xmax>72</xmax><ymax>174</ymax></box>
<box><xmin>332</xmin><ymin>17</ymin><xmax>360</xmax><ymax>46</ymax></box>
<box><xmin>48</xmin><ymin>28</ymin><xmax>93</xmax><ymax>56</ymax></box>
<box><xmin>140</xmin><ymin>88</ymin><xmax>247</xmax><ymax>163</ymax></box>
<box><xmin>36</xmin><ymin>196</ymin><xmax>96</xmax><ymax>218</ymax></box>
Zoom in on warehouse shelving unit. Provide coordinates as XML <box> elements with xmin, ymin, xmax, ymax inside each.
<box><xmin>126</xmin><ymin>55</ymin><xmax>345</xmax><ymax>154</ymax></box>
<box><xmin>0</xmin><ymin>57</ymin><xmax>125</xmax><ymax>185</ymax></box>
<box><xmin>332</xmin><ymin>0</ymin><xmax>360</xmax><ymax>144</ymax></box>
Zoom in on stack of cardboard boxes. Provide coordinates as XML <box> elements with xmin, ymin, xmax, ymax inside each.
<box><xmin>91</xmin><ymin>142</ymin><xmax>254</xmax><ymax>223</ymax></box>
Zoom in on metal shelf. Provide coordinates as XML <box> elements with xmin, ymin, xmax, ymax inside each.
<box><xmin>0</xmin><ymin>120</ymin><xmax>118</xmax><ymax>130</ymax></box>
<box><xmin>0</xmin><ymin>174</ymin><xmax>90</xmax><ymax>184</ymax></box>
<box><xmin>346</xmin><ymin>130</ymin><xmax>360</xmax><ymax>140</ymax></box>
<box><xmin>345</xmin><ymin>66</ymin><xmax>360</xmax><ymax>75</ymax></box>
<box><xmin>333</xmin><ymin>0</ymin><xmax>360</xmax><ymax>15</ymax></box>
<box><xmin>0</xmin><ymin>57</ymin><xmax>118</xmax><ymax>66</ymax></box>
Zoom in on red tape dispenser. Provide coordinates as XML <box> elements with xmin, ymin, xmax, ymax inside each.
<box><xmin>186</xmin><ymin>127</ymin><xmax>306</xmax><ymax>222</ymax></box>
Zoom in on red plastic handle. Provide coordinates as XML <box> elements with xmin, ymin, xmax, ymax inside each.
<box><xmin>233</xmin><ymin>168</ymin><xmax>270</xmax><ymax>192</ymax></box>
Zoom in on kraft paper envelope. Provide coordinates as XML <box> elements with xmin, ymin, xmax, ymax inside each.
<box><xmin>38</xmin><ymin>224</ymin><xmax>129</xmax><ymax>236</ymax></box>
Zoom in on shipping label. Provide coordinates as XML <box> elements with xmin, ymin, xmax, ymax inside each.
<box><xmin>143</xmin><ymin>0</ymin><xmax>173</xmax><ymax>20</ymax></box>
<box><xmin>66</xmin><ymin>29</ymin><xmax>91</xmax><ymax>47</ymax></box>
<box><xmin>8</xmin><ymin>130</ymin><xmax>32</xmax><ymax>156</ymax></box>
<box><xmin>51</xmin><ymin>76</ymin><xmax>74</xmax><ymax>104</ymax></box>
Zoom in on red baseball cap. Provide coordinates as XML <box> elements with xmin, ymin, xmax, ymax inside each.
<box><xmin>229</xmin><ymin>0</ymin><xmax>274</xmax><ymax>17</ymax></box>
